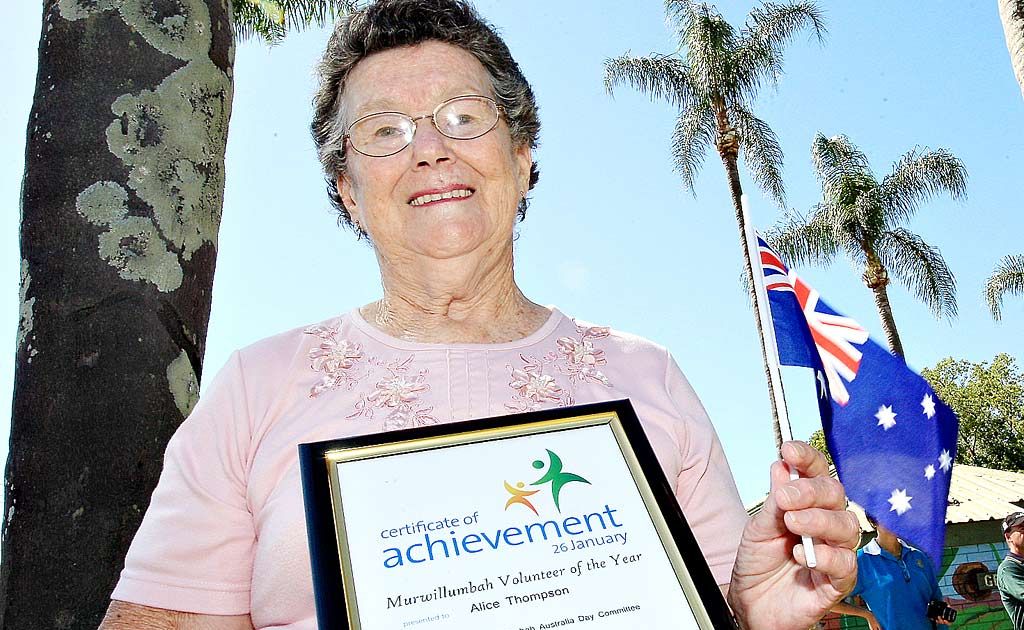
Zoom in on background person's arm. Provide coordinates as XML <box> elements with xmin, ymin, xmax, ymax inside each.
<box><xmin>99</xmin><ymin>600</ymin><xmax>253</xmax><ymax>630</ymax></box>
<box><xmin>830</xmin><ymin>600</ymin><xmax>882</xmax><ymax>630</ymax></box>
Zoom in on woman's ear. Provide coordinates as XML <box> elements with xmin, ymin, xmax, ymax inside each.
<box><xmin>515</xmin><ymin>144</ymin><xmax>533</xmax><ymax>194</ymax></box>
<box><xmin>337</xmin><ymin>173</ymin><xmax>363</xmax><ymax>229</ymax></box>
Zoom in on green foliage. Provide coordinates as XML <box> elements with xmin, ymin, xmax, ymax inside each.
<box><xmin>603</xmin><ymin>1</ymin><xmax>826</xmax><ymax>206</ymax></box>
<box><xmin>807</xmin><ymin>428</ymin><xmax>833</xmax><ymax>467</ymax></box>
<box><xmin>232</xmin><ymin>0</ymin><xmax>357</xmax><ymax>44</ymax></box>
<box><xmin>922</xmin><ymin>353</ymin><xmax>1024</xmax><ymax>471</ymax></box>
<box><xmin>986</xmin><ymin>253</ymin><xmax>1024</xmax><ymax>320</ymax></box>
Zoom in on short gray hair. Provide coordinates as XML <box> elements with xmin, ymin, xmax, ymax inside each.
<box><xmin>311</xmin><ymin>0</ymin><xmax>541</xmax><ymax>237</ymax></box>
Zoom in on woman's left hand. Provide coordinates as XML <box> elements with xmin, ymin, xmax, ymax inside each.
<box><xmin>726</xmin><ymin>440</ymin><xmax>860</xmax><ymax>630</ymax></box>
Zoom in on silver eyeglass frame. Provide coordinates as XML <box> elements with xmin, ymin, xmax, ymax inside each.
<box><xmin>342</xmin><ymin>94</ymin><xmax>505</xmax><ymax>158</ymax></box>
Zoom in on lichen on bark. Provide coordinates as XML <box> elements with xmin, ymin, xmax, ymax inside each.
<box><xmin>76</xmin><ymin>181</ymin><xmax>184</xmax><ymax>291</ymax></box>
<box><xmin>108</xmin><ymin>58</ymin><xmax>232</xmax><ymax>261</ymax></box>
<box><xmin>166</xmin><ymin>349</ymin><xmax>200</xmax><ymax>416</ymax></box>
<box><xmin>60</xmin><ymin>0</ymin><xmax>233</xmax><ymax>292</ymax></box>
<box><xmin>56</xmin><ymin>0</ymin><xmax>120</xmax><ymax>21</ymax></box>
<box><xmin>17</xmin><ymin>260</ymin><xmax>37</xmax><ymax>358</ymax></box>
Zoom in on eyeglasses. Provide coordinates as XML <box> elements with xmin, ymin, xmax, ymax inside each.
<box><xmin>343</xmin><ymin>95</ymin><xmax>504</xmax><ymax>158</ymax></box>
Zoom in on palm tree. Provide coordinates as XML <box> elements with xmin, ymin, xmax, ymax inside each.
<box><xmin>603</xmin><ymin>0</ymin><xmax>826</xmax><ymax>450</ymax></box>
<box><xmin>3</xmin><ymin>2</ymin><xmax>347</xmax><ymax>627</ymax></box>
<box><xmin>999</xmin><ymin>0</ymin><xmax>1024</xmax><ymax>101</ymax></box>
<box><xmin>766</xmin><ymin>133</ymin><xmax>967</xmax><ymax>357</ymax></box>
<box><xmin>986</xmin><ymin>254</ymin><xmax>1024</xmax><ymax>320</ymax></box>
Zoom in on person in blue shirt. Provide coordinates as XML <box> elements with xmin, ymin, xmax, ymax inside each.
<box><xmin>831</xmin><ymin>513</ymin><xmax>953</xmax><ymax>630</ymax></box>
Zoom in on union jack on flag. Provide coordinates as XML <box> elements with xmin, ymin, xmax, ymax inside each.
<box><xmin>757</xmin><ymin>236</ymin><xmax>959</xmax><ymax>571</ymax></box>
<box><xmin>759</xmin><ymin>239</ymin><xmax>869</xmax><ymax>405</ymax></box>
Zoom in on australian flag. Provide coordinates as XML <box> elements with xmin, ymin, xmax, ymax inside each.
<box><xmin>758</xmin><ymin>236</ymin><xmax>959</xmax><ymax>570</ymax></box>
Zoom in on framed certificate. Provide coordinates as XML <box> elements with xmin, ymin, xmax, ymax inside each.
<box><xmin>299</xmin><ymin>399</ymin><xmax>737</xmax><ymax>629</ymax></box>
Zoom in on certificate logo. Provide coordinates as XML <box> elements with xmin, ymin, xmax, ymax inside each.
<box><xmin>504</xmin><ymin>449</ymin><xmax>591</xmax><ymax>515</ymax></box>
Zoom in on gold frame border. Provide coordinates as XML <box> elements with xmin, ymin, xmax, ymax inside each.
<box><xmin>323</xmin><ymin>410</ymin><xmax>717</xmax><ymax>629</ymax></box>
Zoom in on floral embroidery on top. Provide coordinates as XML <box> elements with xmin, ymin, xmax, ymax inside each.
<box><xmin>505</xmin><ymin>321</ymin><xmax>612</xmax><ymax>412</ymax></box>
<box><xmin>556</xmin><ymin>334</ymin><xmax>611</xmax><ymax>386</ymax></box>
<box><xmin>509</xmin><ymin>361</ymin><xmax>565</xmax><ymax>408</ymax></box>
<box><xmin>306</xmin><ymin>325</ymin><xmax>365</xmax><ymax>397</ymax></box>
<box><xmin>304</xmin><ymin>325</ymin><xmax>438</xmax><ymax>430</ymax></box>
<box><xmin>348</xmin><ymin>356</ymin><xmax>438</xmax><ymax>431</ymax></box>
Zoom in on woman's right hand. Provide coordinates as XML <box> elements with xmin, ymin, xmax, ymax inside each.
<box><xmin>727</xmin><ymin>441</ymin><xmax>860</xmax><ymax>629</ymax></box>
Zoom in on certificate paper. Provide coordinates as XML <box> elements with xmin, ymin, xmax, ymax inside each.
<box><xmin>299</xmin><ymin>400</ymin><xmax>736</xmax><ymax>630</ymax></box>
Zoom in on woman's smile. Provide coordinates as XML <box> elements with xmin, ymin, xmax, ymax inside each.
<box><xmin>407</xmin><ymin>185</ymin><xmax>475</xmax><ymax>207</ymax></box>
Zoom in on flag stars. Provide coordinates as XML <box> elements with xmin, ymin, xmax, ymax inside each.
<box><xmin>888</xmin><ymin>489</ymin><xmax>913</xmax><ymax>515</ymax></box>
<box><xmin>875</xmin><ymin>404</ymin><xmax>897</xmax><ymax>430</ymax></box>
<box><xmin>938</xmin><ymin>449</ymin><xmax>952</xmax><ymax>473</ymax></box>
<box><xmin>921</xmin><ymin>394</ymin><xmax>936</xmax><ymax>419</ymax></box>
<box><xmin>924</xmin><ymin>464</ymin><xmax>936</xmax><ymax>480</ymax></box>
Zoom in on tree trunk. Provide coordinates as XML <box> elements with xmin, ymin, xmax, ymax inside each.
<box><xmin>863</xmin><ymin>255</ymin><xmax>906</xmax><ymax>358</ymax></box>
<box><xmin>1</xmin><ymin>1</ymin><xmax>234</xmax><ymax>627</ymax></box>
<box><xmin>999</xmin><ymin>0</ymin><xmax>1024</xmax><ymax>101</ymax></box>
<box><xmin>870</xmin><ymin>282</ymin><xmax>905</xmax><ymax>358</ymax></box>
<box><xmin>716</xmin><ymin>112</ymin><xmax>785</xmax><ymax>454</ymax></box>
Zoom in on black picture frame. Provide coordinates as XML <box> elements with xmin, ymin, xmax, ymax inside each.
<box><xmin>299</xmin><ymin>399</ymin><xmax>737</xmax><ymax>629</ymax></box>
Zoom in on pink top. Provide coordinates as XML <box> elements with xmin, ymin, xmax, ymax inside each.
<box><xmin>112</xmin><ymin>308</ymin><xmax>746</xmax><ymax>629</ymax></box>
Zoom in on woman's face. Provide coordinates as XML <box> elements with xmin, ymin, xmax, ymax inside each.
<box><xmin>338</xmin><ymin>41</ymin><xmax>532</xmax><ymax>262</ymax></box>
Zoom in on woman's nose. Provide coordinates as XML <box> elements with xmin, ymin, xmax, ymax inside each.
<box><xmin>410</xmin><ymin>118</ymin><xmax>453</xmax><ymax>168</ymax></box>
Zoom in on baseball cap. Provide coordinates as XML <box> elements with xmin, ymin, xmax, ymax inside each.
<box><xmin>1003</xmin><ymin>511</ymin><xmax>1024</xmax><ymax>533</ymax></box>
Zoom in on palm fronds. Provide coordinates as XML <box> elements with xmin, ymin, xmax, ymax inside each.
<box><xmin>735</xmin><ymin>2</ymin><xmax>826</xmax><ymax>95</ymax></box>
<box><xmin>879</xmin><ymin>148</ymin><xmax>968</xmax><ymax>227</ymax></box>
<box><xmin>603</xmin><ymin>54</ymin><xmax>696</xmax><ymax>111</ymax></box>
<box><xmin>810</xmin><ymin>133</ymin><xmax>872</xmax><ymax>201</ymax></box>
<box><xmin>986</xmin><ymin>254</ymin><xmax>1024</xmax><ymax>320</ymax></box>
<box><xmin>731</xmin><ymin>103</ymin><xmax>785</xmax><ymax>207</ymax></box>
<box><xmin>233</xmin><ymin>0</ymin><xmax>356</xmax><ymax>44</ymax></box>
<box><xmin>877</xmin><ymin>228</ymin><xmax>957</xmax><ymax>319</ymax></box>
<box><xmin>670</xmin><ymin>105</ymin><xmax>716</xmax><ymax>191</ymax></box>
<box><xmin>671</xmin><ymin>4</ymin><xmax>737</xmax><ymax>96</ymax></box>
<box><xmin>764</xmin><ymin>207</ymin><xmax>840</xmax><ymax>269</ymax></box>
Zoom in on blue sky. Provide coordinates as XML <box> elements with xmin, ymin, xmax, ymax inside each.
<box><xmin>2</xmin><ymin>1</ymin><xmax>1022</xmax><ymax>505</ymax></box>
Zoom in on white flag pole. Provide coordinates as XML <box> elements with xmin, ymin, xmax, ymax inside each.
<box><xmin>739</xmin><ymin>194</ymin><xmax>817</xmax><ymax>568</ymax></box>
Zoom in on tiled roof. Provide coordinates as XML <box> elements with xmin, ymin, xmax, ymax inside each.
<box><xmin>745</xmin><ymin>464</ymin><xmax>1024</xmax><ymax>529</ymax></box>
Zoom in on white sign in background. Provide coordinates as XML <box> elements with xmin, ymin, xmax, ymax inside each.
<box><xmin>335</xmin><ymin>423</ymin><xmax>702</xmax><ymax>630</ymax></box>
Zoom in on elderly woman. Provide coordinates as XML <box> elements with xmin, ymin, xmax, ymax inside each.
<box><xmin>99</xmin><ymin>1</ymin><xmax>859</xmax><ymax>629</ymax></box>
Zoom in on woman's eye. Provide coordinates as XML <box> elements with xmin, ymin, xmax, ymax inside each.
<box><xmin>374</xmin><ymin>126</ymin><xmax>401</xmax><ymax>138</ymax></box>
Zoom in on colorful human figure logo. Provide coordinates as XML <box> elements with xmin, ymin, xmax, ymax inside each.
<box><xmin>503</xmin><ymin>481</ymin><xmax>540</xmax><ymax>515</ymax></box>
<box><xmin>530</xmin><ymin>449</ymin><xmax>590</xmax><ymax>512</ymax></box>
